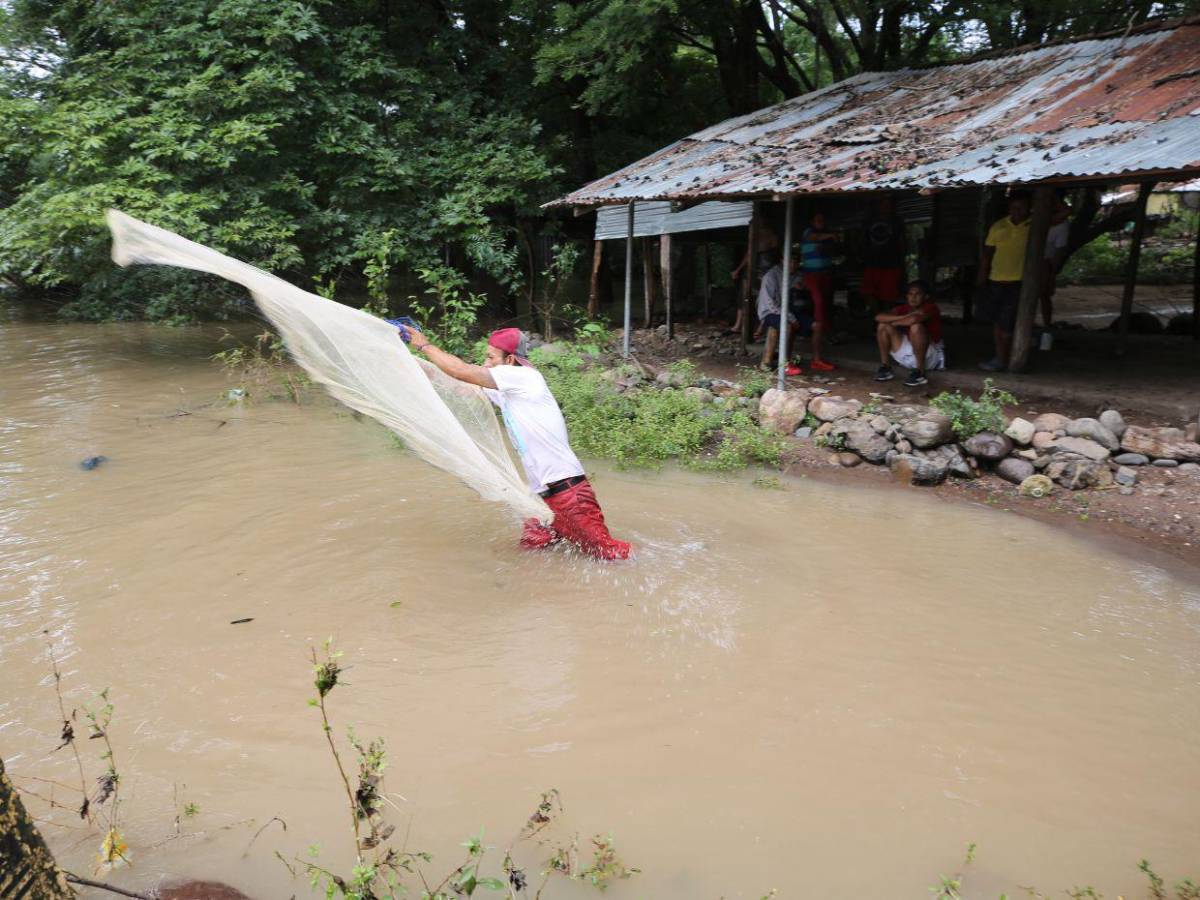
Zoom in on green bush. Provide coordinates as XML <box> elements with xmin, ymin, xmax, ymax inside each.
<box><xmin>536</xmin><ymin>347</ymin><xmax>783</xmax><ymax>471</ymax></box>
<box><xmin>930</xmin><ymin>379</ymin><xmax>1016</xmax><ymax>440</ymax></box>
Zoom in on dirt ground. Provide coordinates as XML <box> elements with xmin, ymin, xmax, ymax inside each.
<box><xmin>620</xmin><ymin>283</ymin><xmax>1200</xmax><ymax>566</ymax></box>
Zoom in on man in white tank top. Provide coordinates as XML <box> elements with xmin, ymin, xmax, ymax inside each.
<box><xmin>400</xmin><ymin>325</ymin><xmax>631</xmax><ymax>560</ymax></box>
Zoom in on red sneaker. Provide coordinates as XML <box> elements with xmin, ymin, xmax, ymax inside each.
<box><xmin>785</xmin><ymin>363</ymin><xmax>804</xmax><ymax>376</ymax></box>
<box><xmin>810</xmin><ymin>359</ymin><xmax>836</xmax><ymax>372</ymax></box>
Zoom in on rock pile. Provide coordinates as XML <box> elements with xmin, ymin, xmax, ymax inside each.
<box><xmin>758</xmin><ymin>388</ymin><xmax>1200</xmax><ymax>494</ymax></box>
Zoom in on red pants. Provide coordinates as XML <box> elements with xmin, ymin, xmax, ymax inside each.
<box><xmin>521</xmin><ymin>478</ymin><xmax>631</xmax><ymax>560</ymax></box>
<box><xmin>802</xmin><ymin>272</ymin><xmax>834</xmax><ymax>324</ymax></box>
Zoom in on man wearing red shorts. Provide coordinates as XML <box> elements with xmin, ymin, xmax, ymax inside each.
<box><xmin>800</xmin><ymin>212</ymin><xmax>838</xmax><ymax>371</ymax></box>
<box><xmin>400</xmin><ymin>325</ymin><xmax>631</xmax><ymax>560</ymax></box>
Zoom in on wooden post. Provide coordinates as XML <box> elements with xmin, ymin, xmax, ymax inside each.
<box><xmin>661</xmin><ymin>233</ymin><xmax>674</xmax><ymax>340</ymax></box>
<box><xmin>1008</xmin><ymin>185</ymin><xmax>1054</xmax><ymax>374</ymax></box>
<box><xmin>1192</xmin><ymin>210</ymin><xmax>1199</xmax><ymax>341</ymax></box>
<box><xmin>1116</xmin><ymin>182</ymin><xmax>1154</xmax><ymax>357</ymax></box>
<box><xmin>622</xmin><ymin>203</ymin><xmax>633</xmax><ymax>357</ymax></box>
<box><xmin>740</xmin><ymin>206</ymin><xmax>759</xmax><ymax>353</ymax></box>
<box><xmin>964</xmin><ymin>187</ymin><xmax>991</xmax><ymax>325</ymax></box>
<box><xmin>920</xmin><ymin>192</ymin><xmax>941</xmax><ymax>284</ymax></box>
<box><xmin>702</xmin><ymin>243</ymin><xmax>712</xmax><ymax>320</ymax></box>
<box><xmin>588</xmin><ymin>240</ymin><xmax>604</xmax><ymax>319</ymax></box>
<box><xmin>641</xmin><ymin>237</ymin><xmax>657</xmax><ymax>328</ymax></box>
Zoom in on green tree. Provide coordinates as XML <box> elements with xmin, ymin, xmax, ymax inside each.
<box><xmin>0</xmin><ymin>0</ymin><xmax>554</xmax><ymax>321</ymax></box>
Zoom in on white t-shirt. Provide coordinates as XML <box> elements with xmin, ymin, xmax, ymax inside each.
<box><xmin>756</xmin><ymin>264</ymin><xmax>783</xmax><ymax>319</ymax></box>
<box><xmin>484</xmin><ymin>365</ymin><xmax>585</xmax><ymax>494</ymax></box>
<box><xmin>1045</xmin><ymin>221</ymin><xmax>1069</xmax><ymax>260</ymax></box>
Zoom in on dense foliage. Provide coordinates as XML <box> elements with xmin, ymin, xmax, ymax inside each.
<box><xmin>2</xmin><ymin>0</ymin><xmax>1196</xmax><ymax>323</ymax></box>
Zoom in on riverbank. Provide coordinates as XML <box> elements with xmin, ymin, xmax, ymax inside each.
<box><xmin>531</xmin><ymin>326</ymin><xmax>1200</xmax><ymax>567</ymax></box>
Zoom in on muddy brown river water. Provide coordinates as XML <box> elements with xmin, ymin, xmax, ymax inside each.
<box><xmin>2</xmin><ymin>318</ymin><xmax>1199</xmax><ymax>898</ymax></box>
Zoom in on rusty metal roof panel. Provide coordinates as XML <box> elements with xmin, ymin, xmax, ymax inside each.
<box><xmin>550</xmin><ymin>22</ymin><xmax>1200</xmax><ymax>208</ymax></box>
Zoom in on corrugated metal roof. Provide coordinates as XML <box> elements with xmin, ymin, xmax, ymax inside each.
<box><xmin>593</xmin><ymin>200</ymin><xmax>753</xmax><ymax>240</ymax></box>
<box><xmin>550</xmin><ymin>20</ymin><xmax>1200</xmax><ymax>208</ymax></box>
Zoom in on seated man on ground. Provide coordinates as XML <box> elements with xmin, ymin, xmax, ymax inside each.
<box><xmin>873</xmin><ymin>280</ymin><xmax>945</xmax><ymax>387</ymax></box>
<box><xmin>755</xmin><ymin>249</ymin><xmax>810</xmax><ymax>375</ymax></box>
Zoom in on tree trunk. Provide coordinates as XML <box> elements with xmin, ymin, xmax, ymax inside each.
<box><xmin>588</xmin><ymin>240</ymin><xmax>604</xmax><ymax>319</ymax></box>
<box><xmin>0</xmin><ymin>755</ymin><xmax>76</xmax><ymax>898</ymax></box>
<box><xmin>1117</xmin><ymin>182</ymin><xmax>1155</xmax><ymax>357</ymax></box>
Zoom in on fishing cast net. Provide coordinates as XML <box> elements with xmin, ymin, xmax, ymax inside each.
<box><xmin>107</xmin><ymin>209</ymin><xmax>550</xmax><ymax>522</ymax></box>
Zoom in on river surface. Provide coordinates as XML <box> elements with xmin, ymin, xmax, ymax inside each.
<box><xmin>2</xmin><ymin>317</ymin><xmax>1199</xmax><ymax>899</ymax></box>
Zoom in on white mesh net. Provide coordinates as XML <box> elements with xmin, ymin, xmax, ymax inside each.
<box><xmin>107</xmin><ymin>209</ymin><xmax>550</xmax><ymax>522</ymax></box>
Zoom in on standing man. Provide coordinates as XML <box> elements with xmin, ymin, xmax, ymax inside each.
<box><xmin>400</xmin><ymin>325</ymin><xmax>632</xmax><ymax>560</ymax></box>
<box><xmin>860</xmin><ymin>195</ymin><xmax>907</xmax><ymax>313</ymax></box>
<box><xmin>977</xmin><ymin>193</ymin><xmax>1031</xmax><ymax>371</ymax></box>
<box><xmin>800</xmin><ymin>211</ymin><xmax>838</xmax><ymax>371</ymax></box>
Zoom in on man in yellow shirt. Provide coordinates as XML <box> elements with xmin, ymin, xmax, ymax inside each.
<box><xmin>976</xmin><ymin>194</ymin><xmax>1030</xmax><ymax>371</ymax></box>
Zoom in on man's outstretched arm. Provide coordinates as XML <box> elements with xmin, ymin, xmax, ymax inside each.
<box><xmin>401</xmin><ymin>328</ymin><xmax>497</xmax><ymax>390</ymax></box>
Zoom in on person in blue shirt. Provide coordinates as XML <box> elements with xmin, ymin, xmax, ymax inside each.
<box><xmin>801</xmin><ymin>212</ymin><xmax>838</xmax><ymax>371</ymax></box>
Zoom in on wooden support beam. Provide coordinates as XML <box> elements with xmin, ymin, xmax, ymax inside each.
<box><xmin>1193</xmin><ymin>211</ymin><xmax>1200</xmax><ymax>341</ymax></box>
<box><xmin>702</xmin><ymin>243</ymin><xmax>712</xmax><ymax>320</ymax></box>
<box><xmin>1008</xmin><ymin>185</ymin><xmax>1055</xmax><ymax>374</ymax></box>
<box><xmin>642</xmin><ymin>236</ymin><xmax>657</xmax><ymax>329</ymax></box>
<box><xmin>920</xmin><ymin>193</ymin><xmax>941</xmax><ymax>284</ymax></box>
<box><xmin>740</xmin><ymin>206</ymin><xmax>759</xmax><ymax>353</ymax></box>
<box><xmin>588</xmin><ymin>240</ymin><xmax>604</xmax><ymax>319</ymax></box>
<box><xmin>661</xmin><ymin>234</ymin><xmax>674</xmax><ymax>340</ymax></box>
<box><xmin>1116</xmin><ymin>182</ymin><xmax>1154</xmax><ymax>357</ymax></box>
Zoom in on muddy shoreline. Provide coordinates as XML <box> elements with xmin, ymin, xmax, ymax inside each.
<box><xmin>775</xmin><ymin>438</ymin><xmax>1200</xmax><ymax>571</ymax></box>
<box><xmin>616</xmin><ymin>327</ymin><xmax>1200</xmax><ymax>571</ymax></box>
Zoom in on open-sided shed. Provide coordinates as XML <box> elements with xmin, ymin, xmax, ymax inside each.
<box><xmin>550</xmin><ymin>17</ymin><xmax>1200</xmax><ymax>386</ymax></box>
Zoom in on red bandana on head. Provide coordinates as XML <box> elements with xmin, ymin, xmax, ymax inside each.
<box><xmin>488</xmin><ymin>328</ymin><xmax>532</xmax><ymax>366</ymax></box>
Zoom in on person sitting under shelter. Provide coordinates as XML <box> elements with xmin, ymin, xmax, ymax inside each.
<box><xmin>873</xmin><ymin>280</ymin><xmax>945</xmax><ymax>387</ymax></box>
<box><xmin>399</xmin><ymin>325</ymin><xmax>631</xmax><ymax>560</ymax></box>
<box><xmin>755</xmin><ymin>249</ymin><xmax>810</xmax><ymax>376</ymax></box>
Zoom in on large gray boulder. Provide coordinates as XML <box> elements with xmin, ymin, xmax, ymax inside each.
<box><xmin>1115</xmin><ymin>466</ymin><xmax>1138</xmax><ymax>486</ymax></box>
<box><xmin>1045</xmin><ymin>455</ymin><xmax>1114</xmax><ymax>490</ymax></box>
<box><xmin>889</xmin><ymin>453</ymin><xmax>949</xmax><ymax>486</ymax></box>
<box><xmin>832</xmin><ymin>419</ymin><xmax>892</xmax><ymax>464</ymax></box>
<box><xmin>1113</xmin><ymin>452</ymin><xmax>1149</xmax><ymax>466</ymax></box>
<box><xmin>1120</xmin><ymin>426</ymin><xmax>1200</xmax><ymax>462</ymax></box>
<box><xmin>1099</xmin><ymin>409</ymin><xmax>1127</xmax><ymax>438</ymax></box>
<box><xmin>997</xmin><ymin>457</ymin><xmax>1035</xmax><ymax>484</ymax></box>
<box><xmin>1049</xmin><ymin>435</ymin><xmax>1110</xmax><ymax>461</ymax></box>
<box><xmin>963</xmin><ymin>432</ymin><xmax>1013</xmax><ymax>461</ymax></box>
<box><xmin>758</xmin><ymin>388</ymin><xmax>810</xmax><ymax>435</ymax></box>
<box><xmin>809</xmin><ymin>395</ymin><xmax>862</xmax><ymax>422</ymax></box>
<box><xmin>901</xmin><ymin>413</ymin><xmax>954</xmax><ymax>449</ymax></box>
<box><xmin>1033</xmin><ymin>413</ymin><xmax>1070</xmax><ymax>434</ymax></box>
<box><xmin>1031</xmin><ymin>431</ymin><xmax>1057</xmax><ymax>451</ymax></box>
<box><xmin>920</xmin><ymin>444</ymin><xmax>975</xmax><ymax>478</ymax></box>
<box><xmin>1003</xmin><ymin>417</ymin><xmax>1035</xmax><ymax>446</ymax></box>
<box><xmin>1066</xmin><ymin>417</ymin><xmax>1119</xmax><ymax>451</ymax></box>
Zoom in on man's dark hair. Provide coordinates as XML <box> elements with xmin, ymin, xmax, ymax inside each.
<box><xmin>907</xmin><ymin>279</ymin><xmax>932</xmax><ymax>296</ymax></box>
<box><xmin>1007</xmin><ymin>190</ymin><xmax>1031</xmax><ymax>205</ymax></box>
